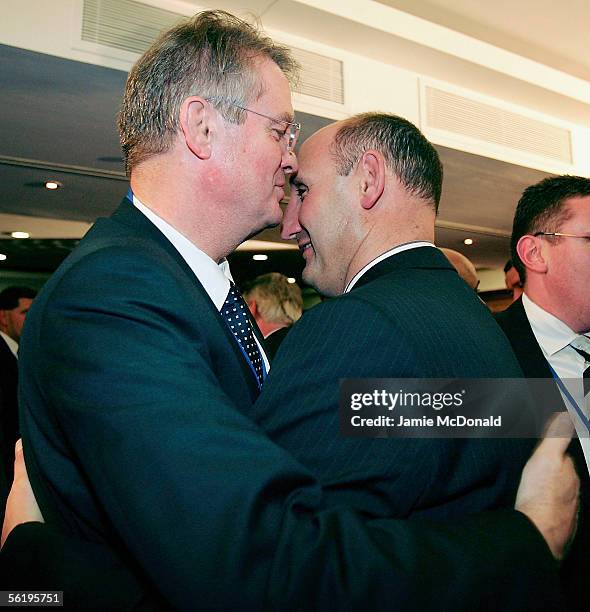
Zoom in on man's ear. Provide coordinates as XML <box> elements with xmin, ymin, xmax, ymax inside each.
<box><xmin>516</xmin><ymin>235</ymin><xmax>548</xmax><ymax>275</ymax></box>
<box><xmin>246</xmin><ymin>298</ymin><xmax>257</xmax><ymax>319</ymax></box>
<box><xmin>357</xmin><ymin>150</ymin><xmax>385</xmax><ymax>210</ymax></box>
<box><xmin>179</xmin><ymin>97</ymin><xmax>214</xmax><ymax>160</ymax></box>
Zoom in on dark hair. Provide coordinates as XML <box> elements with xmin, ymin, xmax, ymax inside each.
<box><xmin>503</xmin><ymin>259</ymin><xmax>514</xmax><ymax>274</ymax></box>
<box><xmin>330</xmin><ymin>112</ymin><xmax>443</xmax><ymax>210</ymax></box>
<box><xmin>119</xmin><ymin>10</ymin><xmax>299</xmax><ymax>174</ymax></box>
<box><xmin>0</xmin><ymin>286</ymin><xmax>37</xmax><ymax>310</ymax></box>
<box><xmin>510</xmin><ymin>175</ymin><xmax>590</xmax><ymax>282</ymax></box>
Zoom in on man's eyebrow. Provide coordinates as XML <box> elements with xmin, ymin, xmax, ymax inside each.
<box><xmin>275</xmin><ymin>111</ymin><xmax>295</xmax><ymax>124</ymax></box>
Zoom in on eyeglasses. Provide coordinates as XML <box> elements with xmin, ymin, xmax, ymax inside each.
<box><xmin>533</xmin><ymin>232</ymin><xmax>590</xmax><ymax>243</ymax></box>
<box><xmin>209</xmin><ymin>99</ymin><xmax>300</xmax><ymax>153</ymax></box>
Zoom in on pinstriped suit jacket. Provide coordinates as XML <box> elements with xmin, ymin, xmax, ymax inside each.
<box><xmin>252</xmin><ymin>247</ymin><xmax>537</xmax><ymax>520</ymax></box>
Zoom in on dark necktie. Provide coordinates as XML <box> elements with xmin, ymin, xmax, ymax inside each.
<box><xmin>570</xmin><ymin>340</ymin><xmax>590</xmax><ymax>397</ymax></box>
<box><xmin>220</xmin><ymin>282</ymin><xmax>265</xmax><ymax>386</ymax></box>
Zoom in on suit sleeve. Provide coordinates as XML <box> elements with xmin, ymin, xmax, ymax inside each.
<box><xmin>13</xmin><ymin>249</ymin><xmax>561</xmax><ymax>610</ymax></box>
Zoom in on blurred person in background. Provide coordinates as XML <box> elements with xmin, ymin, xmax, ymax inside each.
<box><xmin>243</xmin><ymin>272</ymin><xmax>302</xmax><ymax>358</ymax></box>
<box><xmin>440</xmin><ymin>247</ymin><xmax>479</xmax><ymax>290</ymax></box>
<box><xmin>0</xmin><ymin>286</ymin><xmax>36</xmax><ymax>523</ymax></box>
<box><xmin>504</xmin><ymin>259</ymin><xmax>523</xmax><ymax>301</ymax></box>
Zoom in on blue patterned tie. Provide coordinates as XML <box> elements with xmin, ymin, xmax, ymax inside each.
<box><xmin>221</xmin><ymin>282</ymin><xmax>265</xmax><ymax>386</ymax></box>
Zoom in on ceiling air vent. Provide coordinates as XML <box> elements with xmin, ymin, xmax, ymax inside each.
<box><xmin>82</xmin><ymin>0</ymin><xmax>184</xmax><ymax>55</ymax></box>
<box><xmin>425</xmin><ymin>86</ymin><xmax>572</xmax><ymax>164</ymax></box>
<box><xmin>81</xmin><ymin>1</ymin><xmax>345</xmax><ymax>105</ymax></box>
<box><xmin>291</xmin><ymin>47</ymin><xmax>344</xmax><ymax>105</ymax></box>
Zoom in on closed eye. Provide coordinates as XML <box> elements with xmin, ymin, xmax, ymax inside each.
<box><xmin>271</xmin><ymin>126</ymin><xmax>287</xmax><ymax>141</ymax></box>
<box><xmin>295</xmin><ymin>184</ymin><xmax>308</xmax><ymax>201</ymax></box>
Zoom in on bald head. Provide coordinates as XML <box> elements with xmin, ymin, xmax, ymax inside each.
<box><xmin>440</xmin><ymin>248</ymin><xmax>479</xmax><ymax>290</ymax></box>
<box><xmin>282</xmin><ymin>113</ymin><xmax>443</xmax><ymax>297</ymax></box>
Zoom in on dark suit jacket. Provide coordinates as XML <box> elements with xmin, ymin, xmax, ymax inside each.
<box><xmin>0</xmin><ymin>335</ymin><xmax>19</xmax><ymax>521</ymax></box>
<box><xmin>263</xmin><ymin>325</ymin><xmax>291</xmax><ymax>360</ymax></box>
<box><xmin>253</xmin><ymin>248</ymin><xmax>539</xmax><ymax>521</ymax></box>
<box><xmin>1</xmin><ymin>212</ymin><xmax>562</xmax><ymax>610</ymax></box>
<box><xmin>496</xmin><ymin>297</ymin><xmax>590</xmax><ymax>611</ymax></box>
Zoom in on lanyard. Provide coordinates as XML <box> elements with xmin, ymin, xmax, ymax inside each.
<box><xmin>548</xmin><ymin>364</ymin><xmax>590</xmax><ymax>433</ymax></box>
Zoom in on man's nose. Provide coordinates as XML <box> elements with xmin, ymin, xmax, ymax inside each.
<box><xmin>281</xmin><ymin>148</ymin><xmax>298</xmax><ymax>176</ymax></box>
<box><xmin>281</xmin><ymin>194</ymin><xmax>302</xmax><ymax>240</ymax></box>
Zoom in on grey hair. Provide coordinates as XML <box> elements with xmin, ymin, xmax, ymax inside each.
<box><xmin>118</xmin><ymin>10</ymin><xmax>299</xmax><ymax>174</ymax></box>
<box><xmin>242</xmin><ymin>273</ymin><xmax>303</xmax><ymax>325</ymax></box>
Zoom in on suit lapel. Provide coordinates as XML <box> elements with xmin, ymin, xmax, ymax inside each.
<box><xmin>109</xmin><ymin>198</ymin><xmax>261</xmax><ymax>398</ymax></box>
<box><xmin>495</xmin><ymin>298</ymin><xmax>553</xmax><ymax>379</ymax></box>
<box><xmin>494</xmin><ymin>299</ymin><xmax>589</xmax><ymax>476</ymax></box>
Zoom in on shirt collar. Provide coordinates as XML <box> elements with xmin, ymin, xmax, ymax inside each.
<box><xmin>344</xmin><ymin>241</ymin><xmax>435</xmax><ymax>293</ymax></box>
<box><xmin>132</xmin><ymin>194</ymin><xmax>233</xmax><ymax>310</ymax></box>
<box><xmin>0</xmin><ymin>330</ymin><xmax>18</xmax><ymax>357</ymax></box>
<box><xmin>521</xmin><ymin>292</ymin><xmax>585</xmax><ymax>357</ymax></box>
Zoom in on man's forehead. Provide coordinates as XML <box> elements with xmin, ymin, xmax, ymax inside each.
<box><xmin>562</xmin><ymin>195</ymin><xmax>590</xmax><ymax>221</ymax></box>
<box><xmin>296</xmin><ymin>123</ymin><xmax>340</xmax><ymax>170</ymax></box>
<box><xmin>565</xmin><ymin>194</ymin><xmax>590</xmax><ymax>207</ymax></box>
<box><xmin>255</xmin><ymin>57</ymin><xmax>294</xmax><ymax>114</ymax></box>
<box><xmin>310</xmin><ymin>122</ymin><xmax>340</xmax><ymax>147</ymax></box>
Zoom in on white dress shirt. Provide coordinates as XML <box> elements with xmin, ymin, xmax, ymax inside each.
<box><xmin>0</xmin><ymin>330</ymin><xmax>18</xmax><ymax>358</ymax></box>
<box><xmin>522</xmin><ymin>292</ymin><xmax>590</xmax><ymax>473</ymax></box>
<box><xmin>345</xmin><ymin>241</ymin><xmax>435</xmax><ymax>293</ymax></box>
<box><xmin>132</xmin><ymin>194</ymin><xmax>269</xmax><ymax>372</ymax></box>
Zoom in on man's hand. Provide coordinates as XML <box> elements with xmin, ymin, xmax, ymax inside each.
<box><xmin>1</xmin><ymin>439</ymin><xmax>44</xmax><ymax>548</ymax></box>
<box><xmin>515</xmin><ymin>413</ymin><xmax>579</xmax><ymax>561</ymax></box>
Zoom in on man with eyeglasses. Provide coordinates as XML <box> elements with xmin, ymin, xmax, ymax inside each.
<box><xmin>495</xmin><ymin>174</ymin><xmax>590</xmax><ymax>611</ymax></box>
<box><xmin>1</xmin><ymin>10</ymin><xmax>578</xmax><ymax>611</ymax></box>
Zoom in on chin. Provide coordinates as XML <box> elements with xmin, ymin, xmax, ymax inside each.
<box><xmin>302</xmin><ymin>268</ymin><xmax>323</xmax><ymax>295</ymax></box>
<box><xmin>301</xmin><ymin>267</ymin><xmax>313</xmax><ymax>286</ymax></box>
<box><xmin>245</xmin><ymin>214</ymin><xmax>280</xmax><ymax>241</ymax></box>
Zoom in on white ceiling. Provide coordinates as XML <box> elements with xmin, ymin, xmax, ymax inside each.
<box><xmin>378</xmin><ymin>0</ymin><xmax>590</xmax><ymax>81</ymax></box>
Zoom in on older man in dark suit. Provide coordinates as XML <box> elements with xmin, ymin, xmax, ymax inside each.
<box><xmin>1</xmin><ymin>12</ymin><xmax>578</xmax><ymax>611</ymax></box>
<box><xmin>496</xmin><ymin>174</ymin><xmax>590</xmax><ymax>611</ymax></box>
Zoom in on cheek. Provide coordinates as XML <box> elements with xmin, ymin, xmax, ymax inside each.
<box><xmin>259</xmin><ymin>141</ymin><xmax>285</xmax><ymax>174</ymax></box>
<box><xmin>206</xmin><ymin>166</ymin><xmax>224</xmax><ymax>186</ymax></box>
<box><xmin>549</xmin><ymin>248</ymin><xmax>577</xmax><ymax>287</ymax></box>
<box><xmin>571</xmin><ymin>251</ymin><xmax>590</xmax><ymax>280</ymax></box>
